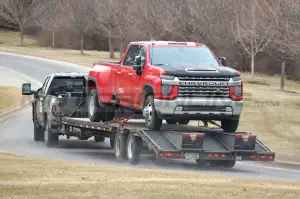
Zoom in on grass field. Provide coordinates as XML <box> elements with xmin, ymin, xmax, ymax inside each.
<box><xmin>0</xmin><ymin>31</ymin><xmax>300</xmax><ymax>162</ymax></box>
<box><xmin>0</xmin><ymin>86</ymin><xmax>24</xmax><ymax>113</ymax></box>
<box><xmin>0</xmin><ymin>152</ymin><xmax>299</xmax><ymax>199</ymax></box>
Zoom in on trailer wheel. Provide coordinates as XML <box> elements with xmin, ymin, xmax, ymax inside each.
<box><xmin>34</xmin><ymin>123</ymin><xmax>44</xmax><ymax>141</ymax></box>
<box><xmin>114</xmin><ymin>131</ymin><xmax>127</xmax><ymax>162</ymax></box>
<box><xmin>143</xmin><ymin>95</ymin><xmax>162</xmax><ymax>130</ymax></box>
<box><xmin>220</xmin><ymin>160</ymin><xmax>236</xmax><ymax>168</ymax></box>
<box><xmin>166</xmin><ymin>119</ymin><xmax>177</xmax><ymax>124</ymax></box>
<box><xmin>44</xmin><ymin>121</ymin><xmax>58</xmax><ymax>148</ymax></box>
<box><xmin>221</xmin><ymin>118</ymin><xmax>239</xmax><ymax>132</ymax></box>
<box><xmin>178</xmin><ymin>120</ymin><xmax>190</xmax><ymax>125</ymax></box>
<box><xmin>126</xmin><ymin>133</ymin><xmax>142</xmax><ymax>165</ymax></box>
<box><xmin>94</xmin><ymin>136</ymin><xmax>105</xmax><ymax>142</ymax></box>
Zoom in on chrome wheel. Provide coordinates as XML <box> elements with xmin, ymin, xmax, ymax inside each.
<box><xmin>144</xmin><ymin>102</ymin><xmax>153</xmax><ymax>124</ymax></box>
<box><xmin>89</xmin><ymin>95</ymin><xmax>95</xmax><ymax>116</ymax></box>
<box><xmin>127</xmin><ymin>136</ymin><xmax>133</xmax><ymax>159</ymax></box>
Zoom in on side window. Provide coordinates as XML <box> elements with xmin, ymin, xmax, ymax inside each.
<box><xmin>137</xmin><ymin>46</ymin><xmax>146</xmax><ymax>67</ymax></box>
<box><xmin>123</xmin><ymin>45</ymin><xmax>140</xmax><ymax>66</ymax></box>
<box><xmin>41</xmin><ymin>76</ymin><xmax>50</xmax><ymax>93</ymax></box>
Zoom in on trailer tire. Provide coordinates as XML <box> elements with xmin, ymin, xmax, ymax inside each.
<box><xmin>178</xmin><ymin>120</ymin><xmax>190</xmax><ymax>125</ymax></box>
<box><xmin>143</xmin><ymin>95</ymin><xmax>162</xmax><ymax>130</ymax></box>
<box><xmin>221</xmin><ymin>118</ymin><xmax>239</xmax><ymax>132</ymax></box>
<box><xmin>126</xmin><ymin>132</ymin><xmax>142</xmax><ymax>165</ymax></box>
<box><xmin>114</xmin><ymin>131</ymin><xmax>127</xmax><ymax>162</ymax></box>
<box><xmin>166</xmin><ymin>119</ymin><xmax>177</xmax><ymax>124</ymax></box>
<box><xmin>44</xmin><ymin>121</ymin><xmax>58</xmax><ymax>148</ymax></box>
<box><xmin>94</xmin><ymin>136</ymin><xmax>105</xmax><ymax>142</ymax></box>
<box><xmin>220</xmin><ymin>160</ymin><xmax>236</xmax><ymax>168</ymax></box>
<box><xmin>34</xmin><ymin>123</ymin><xmax>44</xmax><ymax>141</ymax></box>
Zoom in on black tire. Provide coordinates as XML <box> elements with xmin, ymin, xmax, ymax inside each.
<box><xmin>94</xmin><ymin>136</ymin><xmax>105</xmax><ymax>142</ymax></box>
<box><xmin>126</xmin><ymin>132</ymin><xmax>142</xmax><ymax>165</ymax></box>
<box><xmin>34</xmin><ymin>123</ymin><xmax>44</xmax><ymax>141</ymax></box>
<box><xmin>195</xmin><ymin>159</ymin><xmax>209</xmax><ymax>168</ymax></box>
<box><xmin>88</xmin><ymin>89</ymin><xmax>102</xmax><ymax>122</ymax></box>
<box><xmin>110</xmin><ymin>137</ymin><xmax>115</xmax><ymax>149</ymax></box>
<box><xmin>166</xmin><ymin>119</ymin><xmax>177</xmax><ymax>124</ymax></box>
<box><xmin>143</xmin><ymin>95</ymin><xmax>162</xmax><ymax>130</ymax></box>
<box><xmin>114</xmin><ymin>131</ymin><xmax>127</xmax><ymax>162</ymax></box>
<box><xmin>221</xmin><ymin>118</ymin><xmax>239</xmax><ymax>132</ymax></box>
<box><xmin>178</xmin><ymin>120</ymin><xmax>190</xmax><ymax>125</ymax></box>
<box><xmin>44</xmin><ymin>121</ymin><xmax>58</xmax><ymax>148</ymax></box>
<box><xmin>88</xmin><ymin>89</ymin><xmax>115</xmax><ymax>122</ymax></box>
<box><xmin>220</xmin><ymin>160</ymin><xmax>236</xmax><ymax>168</ymax></box>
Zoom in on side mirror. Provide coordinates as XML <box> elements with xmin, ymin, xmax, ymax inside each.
<box><xmin>133</xmin><ymin>56</ymin><xmax>143</xmax><ymax>75</ymax></box>
<box><xmin>22</xmin><ymin>83</ymin><xmax>38</xmax><ymax>95</ymax></box>
<box><xmin>218</xmin><ymin>57</ymin><xmax>227</xmax><ymax>66</ymax></box>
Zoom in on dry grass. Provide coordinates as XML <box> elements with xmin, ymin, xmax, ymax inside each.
<box><xmin>0</xmin><ymin>86</ymin><xmax>27</xmax><ymax>113</ymax></box>
<box><xmin>0</xmin><ymin>152</ymin><xmax>300</xmax><ymax>199</ymax></box>
<box><xmin>1</xmin><ymin>31</ymin><xmax>300</xmax><ymax>162</ymax></box>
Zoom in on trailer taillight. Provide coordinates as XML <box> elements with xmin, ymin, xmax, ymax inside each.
<box><xmin>51</xmin><ymin>105</ymin><xmax>57</xmax><ymax>115</ymax></box>
<box><xmin>249</xmin><ymin>155</ymin><xmax>255</xmax><ymax>159</ymax></box>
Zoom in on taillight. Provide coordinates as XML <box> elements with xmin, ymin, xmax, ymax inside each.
<box><xmin>229</xmin><ymin>82</ymin><xmax>243</xmax><ymax>101</ymax></box>
<box><xmin>51</xmin><ymin>105</ymin><xmax>57</xmax><ymax>115</ymax></box>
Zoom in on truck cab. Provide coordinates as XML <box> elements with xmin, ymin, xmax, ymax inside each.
<box><xmin>88</xmin><ymin>41</ymin><xmax>243</xmax><ymax>132</ymax></box>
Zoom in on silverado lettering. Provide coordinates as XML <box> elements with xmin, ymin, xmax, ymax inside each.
<box><xmin>87</xmin><ymin>41</ymin><xmax>244</xmax><ymax>131</ymax></box>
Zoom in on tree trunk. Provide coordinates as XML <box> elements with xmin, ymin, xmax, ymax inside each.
<box><xmin>280</xmin><ymin>59</ymin><xmax>286</xmax><ymax>91</ymax></box>
<box><xmin>52</xmin><ymin>29</ymin><xmax>55</xmax><ymax>48</ymax></box>
<box><xmin>80</xmin><ymin>33</ymin><xmax>84</xmax><ymax>55</ymax></box>
<box><xmin>251</xmin><ymin>54</ymin><xmax>255</xmax><ymax>80</ymax></box>
<box><xmin>108</xmin><ymin>37</ymin><xmax>114</xmax><ymax>59</ymax></box>
<box><xmin>119</xmin><ymin>39</ymin><xmax>124</xmax><ymax>59</ymax></box>
<box><xmin>20</xmin><ymin>24</ymin><xmax>24</xmax><ymax>47</ymax></box>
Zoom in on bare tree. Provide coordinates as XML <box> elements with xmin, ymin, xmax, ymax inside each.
<box><xmin>271</xmin><ymin>0</ymin><xmax>300</xmax><ymax>90</ymax></box>
<box><xmin>94</xmin><ymin>0</ymin><xmax>135</xmax><ymax>59</ymax></box>
<box><xmin>0</xmin><ymin>0</ymin><xmax>43</xmax><ymax>46</ymax></box>
<box><xmin>63</xmin><ymin>0</ymin><xmax>95</xmax><ymax>54</ymax></box>
<box><xmin>34</xmin><ymin>0</ymin><xmax>64</xmax><ymax>48</ymax></box>
<box><xmin>232</xmin><ymin>0</ymin><xmax>275</xmax><ymax>80</ymax></box>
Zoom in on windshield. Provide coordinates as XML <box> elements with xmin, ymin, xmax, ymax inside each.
<box><xmin>150</xmin><ymin>46</ymin><xmax>220</xmax><ymax>66</ymax></box>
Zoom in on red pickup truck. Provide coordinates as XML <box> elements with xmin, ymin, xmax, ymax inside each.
<box><xmin>87</xmin><ymin>41</ymin><xmax>243</xmax><ymax>131</ymax></box>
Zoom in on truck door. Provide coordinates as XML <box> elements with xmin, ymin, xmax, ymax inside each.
<box><xmin>116</xmin><ymin>45</ymin><xmax>140</xmax><ymax>107</ymax></box>
<box><xmin>36</xmin><ymin>76</ymin><xmax>51</xmax><ymax>126</ymax></box>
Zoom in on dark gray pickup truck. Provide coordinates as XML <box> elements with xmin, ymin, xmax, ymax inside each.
<box><xmin>22</xmin><ymin>72</ymin><xmax>89</xmax><ymax>147</ymax></box>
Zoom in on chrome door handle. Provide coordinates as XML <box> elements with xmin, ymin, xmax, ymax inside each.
<box><xmin>128</xmin><ymin>73</ymin><xmax>132</xmax><ymax>76</ymax></box>
<box><xmin>117</xmin><ymin>71</ymin><xmax>121</xmax><ymax>75</ymax></box>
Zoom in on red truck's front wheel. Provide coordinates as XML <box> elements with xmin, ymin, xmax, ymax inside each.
<box><xmin>143</xmin><ymin>95</ymin><xmax>162</xmax><ymax>130</ymax></box>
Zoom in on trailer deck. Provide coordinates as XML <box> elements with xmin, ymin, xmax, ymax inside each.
<box><xmin>59</xmin><ymin>117</ymin><xmax>275</xmax><ymax>167</ymax></box>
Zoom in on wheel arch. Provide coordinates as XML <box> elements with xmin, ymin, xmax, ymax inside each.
<box><xmin>142</xmin><ymin>84</ymin><xmax>155</xmax><ymax>107</ymax></box>
<box><xmin>87</xmin><ymin>77</ymin><xmax>101</xmax><ymax>104</ymax></box>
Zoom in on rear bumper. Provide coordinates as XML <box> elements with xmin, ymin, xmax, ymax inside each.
<box><xmin>154</xmin><ymin>97</ymin><xmax>243</xmax><ymax>120</ymax></box>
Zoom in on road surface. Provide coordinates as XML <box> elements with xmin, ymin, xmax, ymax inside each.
<box><xmin>0</xmin><ymin>52</ymin><xmax>300</xmax><ymax>182</ymax></box>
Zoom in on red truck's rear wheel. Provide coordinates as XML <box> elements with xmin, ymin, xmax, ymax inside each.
<box><xmin>88</xmin><ymin>89</ymin><xmax>114</xmax><ymax>122</ymax></box>
<box><xmin>143</xmin><ymin>95</ymin><xmax>162</xmax><ymax>130</ymax></box>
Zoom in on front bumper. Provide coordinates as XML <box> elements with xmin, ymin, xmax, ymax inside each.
<box><xmin>154</xmin><ymin>97</ymin><xmax>243</xmax><ymax>120</ymax></box>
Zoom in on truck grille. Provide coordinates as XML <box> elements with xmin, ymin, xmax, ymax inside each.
<box><xmin>178</xmin><ymin>86</ymin><xmax>230</xmax><ymax>97</ymax></box>
<box><xmin>177</xmin><ymin>76</ymin><xmax>230</xmax><ymax>97</ymax></box>
<box><xmin>177</xmin><ymin>76</ymin><xmax>230</xmax><ymax>81</ymax></box>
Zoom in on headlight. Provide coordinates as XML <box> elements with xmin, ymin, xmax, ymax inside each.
<box><xmin>234</xmin><ymin>85</ymin><xmax>242</xmax><ymax>96</ymax></box>
<box><xmin>161</xmin><ymin>85</ymin><xmax>172</xmax><ymax>96</ymax></box>
<box><xmin>231</xmin><ymin>76</ymin><xmax>241</xmax><ymax>81</ymax></box>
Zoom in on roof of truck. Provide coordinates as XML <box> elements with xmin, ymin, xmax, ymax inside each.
<box><xmin>51</xmin><ymin>72</ymin><xmax>88</xmax><ymax>77</ymax></box>
<box><xmin>129</xmin><ymin>41</ymin><xmax>205</xmax><ymax>47</ymax></box>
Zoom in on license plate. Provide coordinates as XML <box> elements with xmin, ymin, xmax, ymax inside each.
<box><xmin>236</xmin><ymin>156</ymin><xmax>242</xmax><ymax>160</ymax></box>
<box><xmin>184</xmin><ymin>153</ymin><xmax>200</xmax><ymax>160</ymax></box>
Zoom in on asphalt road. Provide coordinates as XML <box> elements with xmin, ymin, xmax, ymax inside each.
<box><xmin>0</xmin><ymin>52</ymin><xmax>300</xmax><ymax>182</ymax></box>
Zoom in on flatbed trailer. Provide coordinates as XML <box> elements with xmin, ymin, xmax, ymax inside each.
<box><xmin>58</xmin><ymin>117</ymin><xmax>275</xmax><ymax>168</ymax></box>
